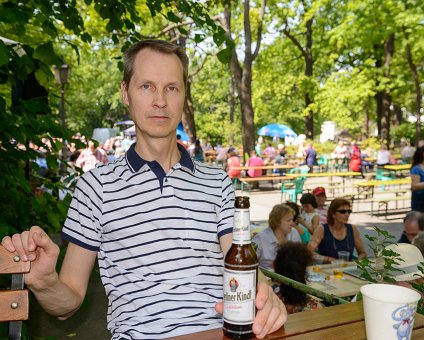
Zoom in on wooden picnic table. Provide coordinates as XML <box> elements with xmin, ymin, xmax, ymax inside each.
<box><xmin>384</xmin><ymin>164</ymin><xmax>411</xmax><ymax>177</ymax></box>
<box><xmin>355</xmin><ymin>177</ymin><xmax>411</xmax><ymax>199</ymax></box>
<box><xmin>238</xmin><ymin>176</ymin><xmax>294</xmax><ymax>192</ymax></box>
<box><xmin>232</xmin><ymin>164</ymin><xmax>296</xmax><ymax>171</ymax></box>
<box><xmin>287</xmin><ymin>171</ymin><xmax>361</xmax><ymax>192</ymax></box>
<box><xmin>307</xmin><ymin>263</ymin><xmax>367</xmax><ymax>298</ymax></box>
<box><xmin>166</xmin><ymin>301</ymin><xmax>424</xmax><ymax>339</ymax></box>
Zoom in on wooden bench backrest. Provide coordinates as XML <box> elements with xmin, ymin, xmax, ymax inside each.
<box><xmin>0</xmin><ymin>245</ymin><xmax>30</xmax><ymax>325</ymax></box>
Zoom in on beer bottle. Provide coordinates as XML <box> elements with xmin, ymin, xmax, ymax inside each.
<box><xmin>223</xmin><ymin>196</ymin><xmax>258</xmax><ymax>339</ymax></box>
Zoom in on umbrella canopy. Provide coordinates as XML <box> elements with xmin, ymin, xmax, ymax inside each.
<box><xmin>176</xmin><ymin>129</ymin><xmax>189</xmax><ymax>142</ymax></box>
<box><xmin>124</xmin><ymin>125</ymin><xmax>189</xmax><ymax>142</ymax></box>
<box><xmin>114</xmin><ymin>120</ymin><xmax>134</xmax><ymax>126</ymax></box>
<box><xmin>257</xmin><ymin>124</ymin><xmax>297</xmax><ymax>138</ymax></box>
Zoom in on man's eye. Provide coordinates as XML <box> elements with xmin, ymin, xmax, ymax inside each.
<box><xmin>168</xmin><ymin>86</ymin><xmax>178</xmax><ymax>92</ymax></box>
<box><xmin>141</xmin><ymin>84</ymin><xmax>151</xmax><ymax>90</ymax></box>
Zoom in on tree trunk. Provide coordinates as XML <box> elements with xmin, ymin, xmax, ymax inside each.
<box><xmin>363</xmin><ymin>104</ymin><xmax>369</xmax><ymax>140</ymax></box>
<box><xmin>183</xmin><ymin>78</ymin><xmax>196</xmax><ymax>143</ymax></box>
<box><xmin>222</xmin><ymin>0</ymin><xmax>267</xmax><ymax>161</ymax></box>
<box><xmin>381</xmin><ymin>34</ymin><xmax>394</xmax><ymax>145</ymax></box>
<box><xmin>281</xmin><ymin>11</ymin><xmax>314</xmax><ymax>140</ymax></box>
<box><xmin>404</xmin><ymin>32</ymin><xmax>422</xmax><ymax>146</ymax></box>
<box><xmin>304</xmin><ymin>17</ymin><xmax>314</xmax><ymax>139</ymax></box>
<box><xmin>229</xmin><ymin>76</ymin><xmax>236</xmax><ymax>146</ymax></box>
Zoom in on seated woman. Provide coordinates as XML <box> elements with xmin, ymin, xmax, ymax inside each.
<box><xmin>252</xmin><ymin>204</ymin><xmax>301</xmax><ymax>270</ymax></box>
<box><xmin>274</xmin><ymin>242</ymin><xmax>323</xmax><ymax>313</ymax></box>
<box><xmin>308</xmin><ymin>197</ymin><xmax>366</xmax><ymax>263</ymax></box>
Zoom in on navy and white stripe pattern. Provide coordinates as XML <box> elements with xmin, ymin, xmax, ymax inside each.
<box><xmin>62</xmin><ymin>143</ymin><xmax>235</xmax><ymax>339</ymax></box>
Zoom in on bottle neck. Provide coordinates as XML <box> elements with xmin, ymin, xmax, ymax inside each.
<box><xmin>232</xmin><ymin>208</ymin><xmax>251</xmax><ymax>244</ymax></box>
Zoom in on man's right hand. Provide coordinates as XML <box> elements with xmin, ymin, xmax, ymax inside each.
<box><xmin>1</xmin><ymin>226</ymin><xmax>60</xmax><ymax>289</ymax></box>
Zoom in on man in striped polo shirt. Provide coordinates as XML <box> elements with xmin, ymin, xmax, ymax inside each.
<box><xmin>2</xmin><ymin>40</ymin><xmax>287</xmax><ymax>339</ymax></box>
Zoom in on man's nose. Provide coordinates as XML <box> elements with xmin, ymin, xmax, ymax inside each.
<box><xmin>153</xmin><ymin>89</ymin><xmax>167</xmax><ymax>108</ymax></box>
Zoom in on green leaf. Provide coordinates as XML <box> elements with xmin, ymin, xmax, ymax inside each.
<box><xmin>0</xmin><ymin>41</ymin><xmax>9</xmax><ymax>67</ymax></box>
<box><xmin>167</xmin><ymin>11</ymin><xmax>181</xmax><ymax>23</ymax></box>
<box><xmin>42</xmin><ymin>20</ymin><xmax>58</xmax><ymax>38</ymax></box>
<box><xmin>217</xmin><ymin>48</ymin><xmax>233</xmax><ymax>64</ymax></box>
<box><xmin>34</xmin><ymin>42</ymin><xmax>63</xmax><ymax>66</ymax></box>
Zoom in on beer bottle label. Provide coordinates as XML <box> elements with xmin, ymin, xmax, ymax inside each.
<box><xmin>223</xmin><ymin>268</ymin><xmax>256</xmax><ymax>324</ymax></box>
<box><xmin>232</xmin><ymin>209</ymin><xmax>251</xmax><ymax>244</ymax></box>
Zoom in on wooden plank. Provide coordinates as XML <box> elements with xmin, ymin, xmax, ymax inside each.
<box><xmin>0</xmin><ymin>290</ymin><xmax>29</xmax><ymax>321</ymax></box>
<box><xmin>0</xmin><ymin>245</ymin><xmax>30</xmax><ymax>274</ymax></box>
<box><xmin>239</xmin><ymin>176</ymin><xmax>293</xmax><ymax>183</ymax></box>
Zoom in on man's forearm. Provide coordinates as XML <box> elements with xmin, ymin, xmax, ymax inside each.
<box><xmin>29</xmin><ymin>273</ymin><xmax>83</xmax><ymax>319</ymax></box>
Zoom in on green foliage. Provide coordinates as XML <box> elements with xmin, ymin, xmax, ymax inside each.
<box><xmin>355</xmin><ymin>227</ymin><xmax>403</xmax><ymax>283</ymax></box>
<box><xmin>356</xmin><ymin>227</ymin><xmax>424</xmax><ymax>314</ymax></box>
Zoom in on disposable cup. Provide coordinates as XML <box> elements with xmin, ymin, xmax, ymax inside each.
<box><xmin>338</xmin><ymin>250</ymin><xmax>350</xmax><ymax>262</ymax></box>
<box><xmin>360</xmin><ymin>283</ymin><xmax>421</xmax><ymax>340</ymax></box>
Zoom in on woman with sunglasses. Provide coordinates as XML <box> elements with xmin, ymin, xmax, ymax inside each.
<box><xmin>307</xmin><ymin>197</ymin><xmax>366</xmax><ymax>263</ymax></box>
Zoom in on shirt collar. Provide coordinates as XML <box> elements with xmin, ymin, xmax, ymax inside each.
<box><xmin>126</xmin><ymin>142</ymin><xmax>195</xmax><ymax>173</ymax></box>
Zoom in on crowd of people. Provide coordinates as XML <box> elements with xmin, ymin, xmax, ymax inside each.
<box><xmin>251</xmin><ymin>179</ymin><xmax>424</xmax><ymax>315</ymax></box>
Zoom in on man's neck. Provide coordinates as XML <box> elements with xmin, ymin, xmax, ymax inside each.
<box><xmin>134</xmin><ymin>135</ymin><xmax>180</xmax><ymax>173</ymax></box>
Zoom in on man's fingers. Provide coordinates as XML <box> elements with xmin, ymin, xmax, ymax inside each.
<box><xmin>214</xmin><ymin>301</ymin><xmax>223</xmax><ymax>315</ymax></box>
<box><xmin>1</xmin><ymin>236</ymin><xmax>15</xmax><ymax>252</ymax></box>
<box><xmin>253</xmin><ymin>283</ymin><xmax>287</xmax><ymax>338</ymax></box>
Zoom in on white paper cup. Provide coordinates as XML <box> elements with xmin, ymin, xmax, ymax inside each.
<box><xmin>360</xmin><ymin>284</ymin><xmax>421</xmax><ymax>340</ymax></box>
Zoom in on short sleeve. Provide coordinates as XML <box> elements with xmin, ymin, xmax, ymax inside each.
<box><xmin>216</xmin><ymin>171</ymin><xmax>235</xmax><ymax>239</ymax></box>
<box><xmin>61</xmin><ymin>168</ymin><xmax>103</xmax><ymax>251</ymax></box>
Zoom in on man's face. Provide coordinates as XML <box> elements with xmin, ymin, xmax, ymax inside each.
<box><xmin>121</xmin><ymin>48</ymin><xmax>185</xmax><ymax>140</ymax></box>
<box><xmin>404</xmin><ymin>219</ymin><xmax>420</xmax><ymax>242</ymax></box>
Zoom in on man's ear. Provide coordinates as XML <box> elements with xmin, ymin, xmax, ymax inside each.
<box><xmin>121</xmin><ymin>81</ymin><xmax>129</xmax><ymax>104</ymax></box>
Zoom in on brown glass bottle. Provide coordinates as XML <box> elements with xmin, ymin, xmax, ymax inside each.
<box><xmin>223</xmin><ymin>196</ymin><xmax>258</xmax><ymax>339</ymax></box>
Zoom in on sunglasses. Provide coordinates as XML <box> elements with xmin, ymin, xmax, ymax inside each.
<box><xmin>336</xmin><ymin>209</ymin><xmax>352</xmax><ymax>214</ymax></box>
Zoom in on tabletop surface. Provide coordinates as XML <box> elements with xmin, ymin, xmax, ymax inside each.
<box><xmin>384</xmin><ymin>164</ymin><xmax>412</xmax><ymax>170</ymax></box>
<box><xmin>232</xmin><ymin>164</ymin><xmax>296</xmax><ymax>170</ymax></box>
<box><xmin>287</xmin><ymin>172</ymin><xmax>361</xmax><ymax>178</ymax></box>
<box><xmin>306</xmin><ymin>263</ymin><xmax>367</xmax><ymax>298</ymax></box>
<box><xmin>166</xmin><ymin>301</ymin><xmax>424</xmax><ymax>339</ymax></box>
<box><xmin>355</xmin><ymin>177</ymin><xmax>411</xmax><ymax>187</ymax></box>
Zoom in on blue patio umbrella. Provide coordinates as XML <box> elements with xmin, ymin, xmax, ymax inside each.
<box><xmin>176</xmin><ymin>129</ymin><xmax>189</xmax><ymax>142</ymax></box>
<box><xmin>257</xmin><ymin>123</ymin><xmax>297</xmax><ymax>138</ymax></box>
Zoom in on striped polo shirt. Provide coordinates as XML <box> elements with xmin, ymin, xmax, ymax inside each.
<box><xmin>62</xmin><ymin>142</ymin><xmax>235</xmax><ymax>339</ymax></box>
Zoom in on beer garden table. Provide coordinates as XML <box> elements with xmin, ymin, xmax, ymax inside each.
<box><xmin>306</xmin><ymin>262</ymin><xmax>367</xmax><ymax>298</ymax></box>
<box><xmin>355</xmin><ymin>177</ymin><xmax>411</xmax><ymax>199</ymax></box>
<box><xmin>383</xmin><ymin>164</ymin><xmax>411</xmax><ymax>177</ymax></box>
<box><xmin>286</xmin><ymin>171</ymin><xmax>361</xmax><ymax>193</ymax></box>
<box><xmin>166</xmin><ymin>301</ymin><xmax>424</xmax><ymax>339</ymax></box>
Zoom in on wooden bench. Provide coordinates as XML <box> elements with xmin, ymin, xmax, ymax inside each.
<box><xmin>0</xmin><ymin>245</ymin><xmax>30</xmax><ymax>340</ymax></box>
<box><xmin>370</xmin><ymin>194</ymin><xmax>411</xmax><ymax>219</ymax></box>
<box><xmin>238</xmin><ymin>175</ymin><xmax>294</xmax><ymax>192</ymax></box>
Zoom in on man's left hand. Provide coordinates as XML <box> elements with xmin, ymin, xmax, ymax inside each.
<box><xmin>215</xmin><ymin>281</ymin><xmax>287</xmax><ymax>339</ymax></box>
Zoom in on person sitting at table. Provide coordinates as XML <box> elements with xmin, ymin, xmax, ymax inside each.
<box><xmin>263</xmin><ymin>142</ymin><xmax>277</xmax><ymax>165</ymax></box>
<box><xmin>410</xmin><ymin>146</ymin><xmax>424</xmax><ymax>212</ymax></box>
<box><xmin>312</xmin><ymin>186</ymin><xmax>328</xmax><ymax>224</ymax></box>
<box><xmin>376</xmin><ymin>144</ymin><xmax>392</xmax><ymax>167</ymax></box>
<box><xmin>333</xmin><ymin>140</ymin><xmax>347</xmax><ymax>170</ymax></box>
<box><xmin>397</xmin><ymin>211</ymin><xmax>424</xmax><ymax>244</ymax></box>
<box><xmin>307</xmin><ymin>197</ymin><xmax>366</xmax><ymax>263</ymax></box>
<box><xmin>246</xmin><ymin>149</ymin><xmax>264</xmax><ymax>189</ymax></box>
<box><xmin>298</xmin><ymin>193</ymin><xmax>321</xmax><ymax>234</ymax></box>
<box><xmin>285</xmin><ymin>201</ymin><xmax>311</xmax><ymax>244</ymax></box>
<box><xmin>273</xmin><ymin>144</ymin><xmax>287</xmax><ymax>175</ymax></box>
<box><xmin>274</xmin><ymin>242</ymin><xmax>323</xmax><ymax>314</ymax></box>
<box><xmin>226</xmin><ymin>149</ymin><xmax>241</xmax><ymax>180</ymax></box>
<box><xmin>252</xmin><ymin>204</ymin><xmax>302</xmax><ymax>270</ymax></box>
